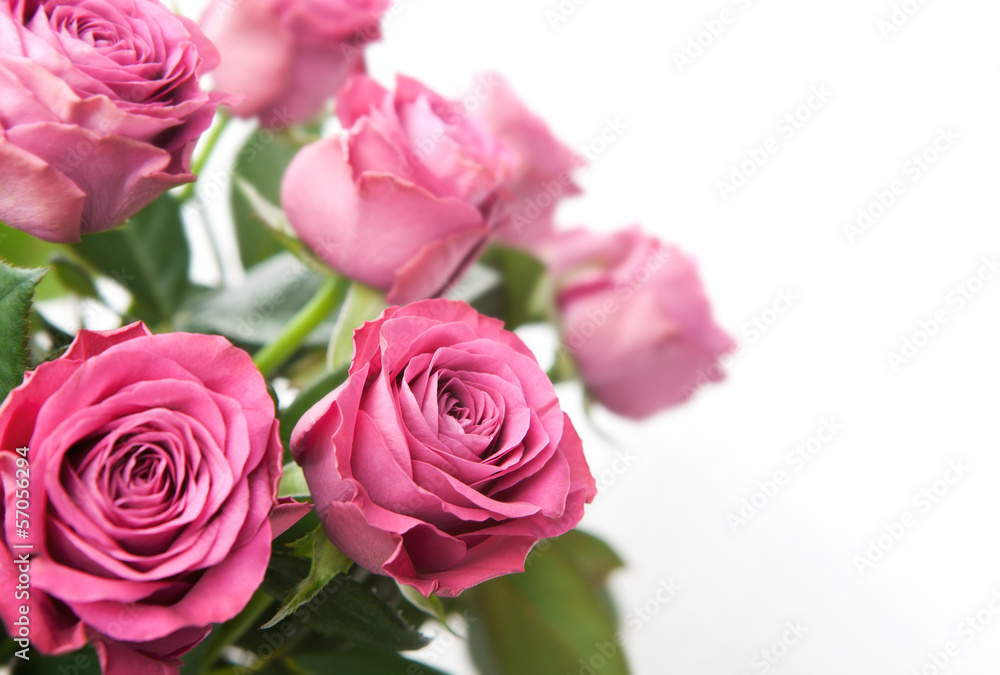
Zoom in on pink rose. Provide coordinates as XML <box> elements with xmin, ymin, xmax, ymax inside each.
<box><xmin>545</xmin><ymin>227</ymin><xmax>735</xmax><ymax>420</ymax></box>
<box><xmin>473</xmin><ymin>73</ymin><xmax>584</xmax><ymax>249</ymax></box>
<box><xmin>281</xmin><ymin>74</ymin><xmax>515</xmax><ymax>304</ymax></box>
<box><xmin>291</xmin><ymin>299</ymin><xmax>596</xmax><ymax>597</ymax></box>
<box><xmin>200</xmin><ymin>0</ymin><xmax>388</xmax><ymax>128</ymax></box>
<box><xmin>0</xmin><ymin>0</ymin><xmax>225</xmax><ymax>243</ymax></box>
<box><xmin>0</xmin><ymin>324</ymin><xmax>284</xmax><ymax>675</ymax></box>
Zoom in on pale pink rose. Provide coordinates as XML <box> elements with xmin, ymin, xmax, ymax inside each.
<box><xmin>291</xmin><ymin>299</ymin><xmax>596</xmax><ymax>597</ymax></box>
<box><xmin>282</xmin><ymin>74</ymin><xmax>515</xmax><ymax>304</ymax></box>
<box><xmin>200</xmin><ymin>0</ymin><xmax>388</xmax><ymax>128</ymax></box>
<box><xmin>545</xmin><ymin>227</ymin><xmax>735</xmax><ymax>419</ymax></box>
<box><xmin>0</xmin><ymin>324</ymin><xmax>286</xmax><ymax>675</ymax></box>
<box><xmin>473</xmin><ymin>73</ymin><xmax>584</xmax><ymax>249</ymax></box>
<box><xmin>0</xmin><ymin>0</ymin><xmax>226</xmax><ymax>242</ymax></box>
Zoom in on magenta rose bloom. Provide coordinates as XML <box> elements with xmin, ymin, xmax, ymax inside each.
<box><xmin>0</xmin><ymin>0</ymin><xmax>226</xmax><ymax>243</ymax></box>
<box><xmin>200</xmin><ymin>0</ymin><xmax>388</xmax><ymax>128</ymax></box>
<box><xmin>291</xmin><ymin>299</ymin><xmax>596</xmax><ymax>597</ymax></box>
<box><xmin>473</xmin><ymin>73</ymin><xmax>584</xmax><ymax>250</ymax></box>
<box><xmin>281</xmin><ymin>74</ymin><xmax>515</xmax><ymax>304</ymax></box>
<box><xmin>0</xmin><ymin>324</ymin><xmax>283</xmax><ymax>674</ymax></box>
<box><xmin>545</xmin><ymin>227</ymin><xmax>735</xmax><ymax>420</ymax></box>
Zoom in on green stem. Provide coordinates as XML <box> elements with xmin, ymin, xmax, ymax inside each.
<box><xmin>179</xmin><ymin>111</ymin><xmax>232</xmax><ymax>204</ymax></box>
<box><xmin>199</xmin><ymin>591</ymin><xmax>274</xmax><ymax>674</ymax></box>
<box><xmin>253</xmin><ymin>276</ymin><xmax>347</xmax><ymax>378</ymax></box>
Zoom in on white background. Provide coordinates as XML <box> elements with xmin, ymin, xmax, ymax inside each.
<box><xmin>183</xmin><ymin>0</ymin><xmax>1000</xmax><ymax>672</ymax></box>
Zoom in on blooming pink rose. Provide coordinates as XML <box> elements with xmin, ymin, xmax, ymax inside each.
<box><xmin>0</xmin><ymin>0</ymin><xmax>226</xmax><ymax>243</ymax></box>
<box><xmin>291</xmin><ymin>299</ymin><xmax>596</xmax><ymax>597</ymax></box>
<box><xmin>544</xmin><ymin>227</ymin><xmax>735</xmax><ymax>420</ymax></box>
<box><xmin>473</xmin><ymin>73</ymin><xmax>584</xmax><ymax>249</ymax></box>
<box><xmin>200</xmin><ymin>0</ymin><xmax>388</xmax><ymax>128</ymax></box>
<box><xmin>281</xmin><ymin>74</ymin><xmax>515</xmax><ymax>304</ymax></box>
<box><xmin>0</xmin><ymin>323</ymin><xmax>284</xmax><ymax>675</ymax></box>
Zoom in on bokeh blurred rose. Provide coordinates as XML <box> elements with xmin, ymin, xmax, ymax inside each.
<box><xmin>0</xmin><ymin>0</ymin><xmax>225</xmax><ymax>242</ymax></box>
<box><xmin>282</xmin><ymin>74</ymin><xmax>515</xmax><ymax>304</ymax></box>
<box><xmin>201</xmin><ymin>0</ymin><xmax>389</xmax><ymax>128</ymax></box>
<box><xmin>473</xmin><ymin>73</ymin><xmax>584</xmax><ymax>250</ymax></box>
<box><xmin>291</xmin><ymin>299</ymin><xmax>596</xmax><ymax>597</ymax></box>
<box><xmin>544</xmin><ymin>227</ymin><xmax>735</xmax><ymax>419</ymax></box>
<box><xmin>0</xmin><ymin>324</ymin><xmax>284</xmax><ymax>675</ymax></box>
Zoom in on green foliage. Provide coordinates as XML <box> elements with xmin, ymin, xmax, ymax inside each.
<box><xmin>231</xmin><ymin>130</ymin><xmax>307</xmax><ymax>269</ymax></box>
<box><xmin>462</xmin><ymin>531</ymin><xmax>630</xmax><ymax>675</ymax></box>
<box><xmin>49</xmin><ymin>255</ymin><xmax>99</xmax><ymax>300</ymax></box>
<box><xmin>176</xmin><ymin>252</ymin><xmax>335</xmax><ymax>347</ymax></box>
<box><xmin>263</xmin><ymin>528</ymin><xmax>354</xmax><ymax>629</ymax></box>
<box><xmin>262</xmin><ymin>554</ymin><xmax>430</xmax><ymax>652</ymax></box>
<box><xmin>327</xmin><ymin>282</ymin><xmax>385</xmax><ymax>373</ymax></box>
<box><xmin>70</xmin><ymin>195</ymin><xmax>193</xmax><ymax>323</ymax></box>
<box><xmin>277</xmin><ymin>462</ymin><xmax>310</xmax><ymax>499</ymax></box>
<box><xmin>0</xmin><ymin>223</ymin><xmax>61</xmax><ymax>300</ymax></box>
<box><xmin>279</xmin><ymin>366</ymin><xmax>348</xmax><ymax>449</ymax></box>
<box><xmin>478</xmin><ymin>246</ymin><xmax>549</xmax><ymax>330</ymax></box>
<box><xmin>0</xmin><ymin>260</ymin><xmax>45</xmax><ymax>400</ymax></box>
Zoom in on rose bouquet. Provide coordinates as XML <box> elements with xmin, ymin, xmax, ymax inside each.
<box><xmin>0</xmin><ymin>0</ymin><xmax>732</xmax><ymax>673</ymax></box>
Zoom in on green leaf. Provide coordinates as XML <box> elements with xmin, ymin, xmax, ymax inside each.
<box><xmin>479</xmin><ymin>246</ymin><xmax>549</xmax><ymax>330</ymax></box>
<box><xmin>50</xmin><ymin>255</ymin><xmax>100</xmax><ymax>299</ymax></box>
<box><xmin>279</xmin><ymin>366</ymin><xmax>348</xmax><ymax>449</ymax></box>
<box><xmin>234</xmin><ymin>179</ymin><xmax>292</xmax><ymax>235</ymax></box>
<box><xmin>0</xmin><ymin>223</ymin><xmax>62</xmax><ymax>300</ymax></box>
<box><xmin>175</xmin><ymin>252</ymin><xmax>336</xmax><ymax>347</ymax></box>
<box><xmin>231</xmin><ymin>131</ymin><xmax>305</xmax><ymax>269</ymax></box>
<box><xmin>550</xmin><ymin>530</ymin><xmax>624</xmax><ymax>588</ymax></box>
<box><xmin>462</xmin><ymin>530</ymin><xmax>629</xmax><ymax>675</ymax></box>
<box><xmin>262</xmin><ymin>528</ymin><xmax>354</xmax><ymax>629</ymax></box>
<box><xmin>327</xmin><ymin>282</ymin><xmax>386</xmax><ymax>372</ymax></box>
<box><xmin>547</xmin><ymin>343</ymin><xmax>579</xmax><ymax>385</ymax></box>
<box><xmin>0</xmin><ymin>260</ymin><xmax>45</xmax><ymax>401</ymax></box>
<box><xmin>278</xmin><ymin>461</ymin><xmax>310</xmax><ymax>499</ymax></box>
<box><xmin>262</xmin><ymin>554</ymin><xmax>430</xmax><ymax>651</ymax></box>
<box><xmin>445</xmin><ymin>263</ymin><xmax>504</xmax><ymax>312</ymax></box>
<box><xmin>398</xmin><ymin>582</ymin><xmax>451</xmax><ymax>629</ymax></box>
<box><xmin>70</xmin><ymin>195</ymin><xmax>191</xmax><ymax>322</ymax></box>
<box><xmin>0</xmin><ymin>222</ymin><xmax>58</xmax><ymax>267</ymax></box>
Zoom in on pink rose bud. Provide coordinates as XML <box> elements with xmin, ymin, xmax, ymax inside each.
<box><xmin>281</xmin><ymin>74</ymin><xmax>516</xmax><ymax>304</ymax></box>
<box><xmin>472</xmin><ymin>73</ymin><xmax>584</xmax><ymax>250</ymax></box>
<box><xmin>0</xmin><ymin>0</ymin><xmax>227</xmax><ymax>243</ymax></box>
<box><xmin>0</xmin><ymin>324</ymin><xmax>284</xmax><ymax>675</ymax></box>
<box><xmin>200</xmin><ymin>0</ymin><xmax>389</xmax><ymax>128</ymax></box>
<box><xmin>545</xmin><ymin>227</ymin><xmax>735</xmax><ymax>420</ymax></box>
<box><xmin>291</xmin><ymin>299</ymin><xmax>597</xmax><ymax>597</ymax></box>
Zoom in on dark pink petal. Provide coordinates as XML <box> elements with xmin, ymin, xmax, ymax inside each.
<box><xmin>0</xmin><ymin>126</ymin><xmax>85</xmax><ymax>242</ymax></box>
<box><xmin>270</xmin><ymin>498</ymin><xmax>313</xmax><ymax>539</ymax></box>
<box><xmin>6</xmin><ymin>121</ymin><xmax>188</xmax><ymax>234</ymax></box>
<box><xmin>62</xmin><ymin>322</ymin><xmax>153</xmax><ymax>361</ymax></box>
